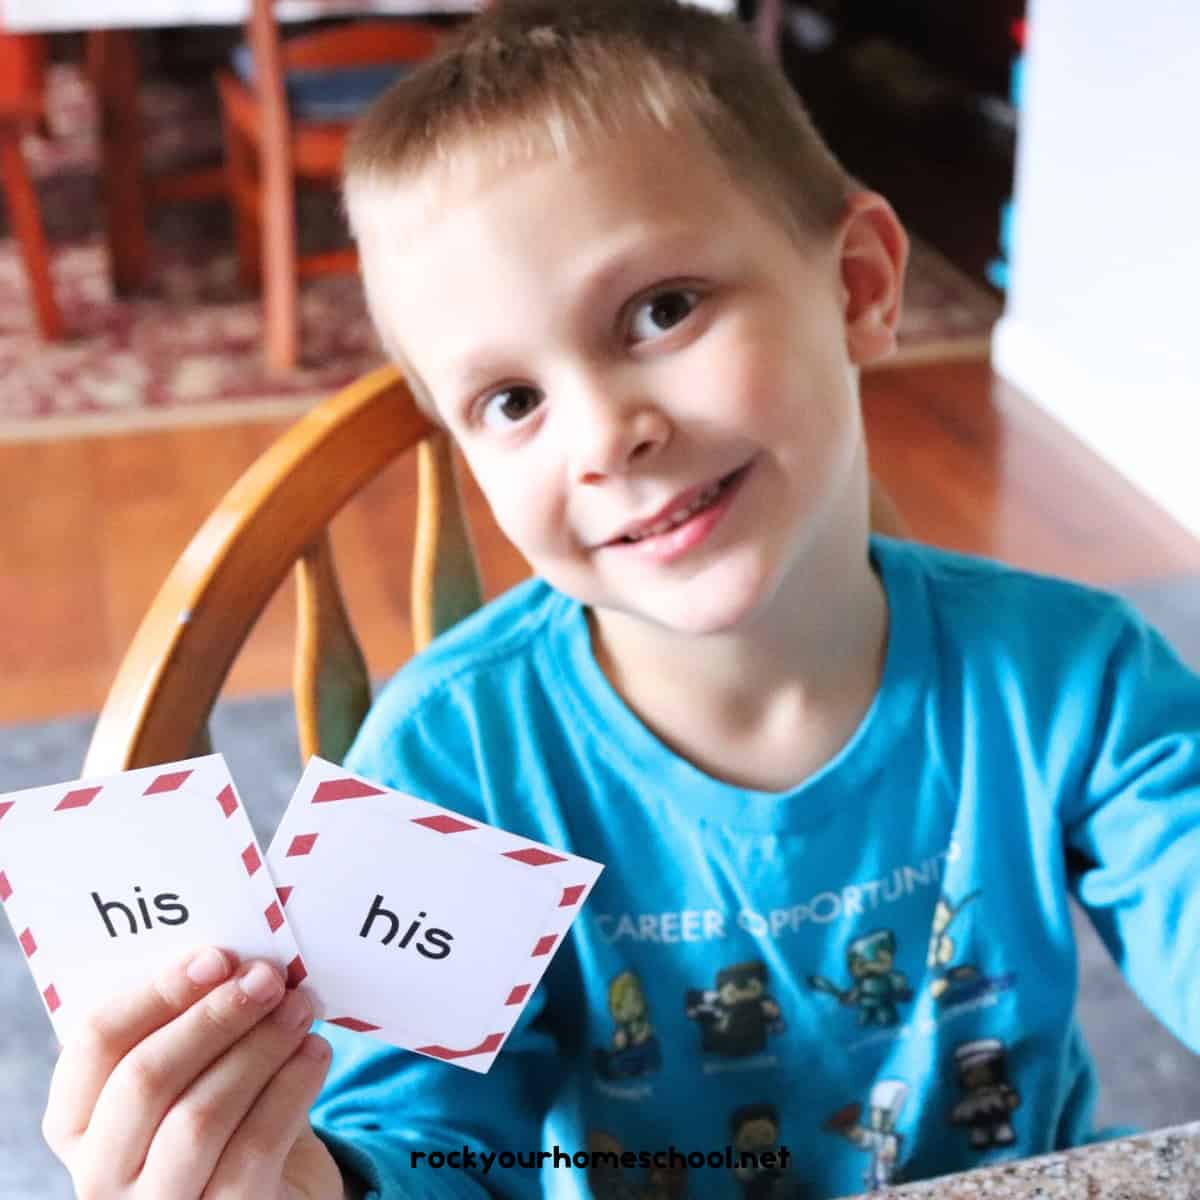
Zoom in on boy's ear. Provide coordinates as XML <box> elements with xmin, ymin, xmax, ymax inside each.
<box><xmin>837</xmin><ymin>192</ymin><xmax>909</xmax><ymax>367</ymax></box>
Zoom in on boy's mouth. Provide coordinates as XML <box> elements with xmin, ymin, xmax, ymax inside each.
<box><xmin>604</xmin><ymin>459</ymin><xmax>755</xmax><ymax>547</ymax></box>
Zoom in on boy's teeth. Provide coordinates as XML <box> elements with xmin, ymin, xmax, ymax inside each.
<box><xmin>627</xmin><ymin>478</ymin><xmax>725</xmax><ymax>542</ymax></box>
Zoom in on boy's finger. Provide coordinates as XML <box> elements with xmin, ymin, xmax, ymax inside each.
<box><xmin>81</xmin><ymin>959</ymin><xmax>286</xmax><ymax>1185</ymax></box>
<box><xmin>202</xmin><ymin>1035</ymin><xmax>333</xmax><ymax>1196</ymax></box>
<box><xmin>136</xmin><ymin>989</ymin><xmax>316</xmax><ymax>1196</ymax></box>
<box><xmin>43</xmin><ymin>945</ymin><xmax>237</xmax><ymax>1151</ymax></box>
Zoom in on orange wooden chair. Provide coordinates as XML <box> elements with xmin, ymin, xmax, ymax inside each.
<box><xmin>215</xmin><ymin>2</ymin><xmax>443</xmax><ymax>375</ymax></box>
<box><xmin>0</xmin><ymin>32</ymin><xmax>63</xmax><ymax>340</ymax></box>
<box><xmin>81</xmin><ymin>365</ymin><xmax>909</xmax><ymax>775</ymax></box>
<box><xmin>82</xmin><ymin>365</ymin><xmax>481</xmax><ymax>775</ymax></box>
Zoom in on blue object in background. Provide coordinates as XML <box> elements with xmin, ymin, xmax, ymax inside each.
<box><xmin>990</xmin><ymin>43</ymin><xmax>1025</xmax><ymax>293</ymax></box>
<box><xmin>1010</xmin><ymin>55</ymin><xmax>1025</xmax><ymax>108</ymax></box>
<box><xmin>988</xmin><ymin>198</ymin><xmax>1015</xmax><ymax>290</ymax></box>
<box><xmin>231</xmin><ymin>43</ymin><xmax>413</xmax><ymax>122</ymax></box>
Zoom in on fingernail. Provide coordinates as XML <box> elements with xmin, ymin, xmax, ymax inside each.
<box><xmin>238</xmin><ymin>962</ymin><xmax>283</xmax><ymax>1005</ymax></box>
<box><xmin>299</xmin><ymin>1034</ymin><xmax>330</xmax><ymax>1060</ymax></box>
<box><xmin>186</xmin><ymin>947</ymin><xmax>230</xmax><ymax>986</ymax></box>
<box><xmin>272</xmin><ymin>989</ymin><xmax>312</xmax><ymax>1031</ymax></box>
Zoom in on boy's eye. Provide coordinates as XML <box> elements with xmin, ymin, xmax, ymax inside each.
<box><xmin>480</xmin><ymin>385</ymin><xmax>542</xmax><ymax>429</ymax></box>
<box><xmin>628</xmin><ymin>288</ymin><xmax>699</xmax><ymax>343</ymax></box>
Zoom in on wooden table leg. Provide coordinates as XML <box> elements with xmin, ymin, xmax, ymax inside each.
<box><xmin>754</xmin><ymin>0</ymin><xmax>784</xmax><ymax>61</ymax></box>
<box><xmin>0</xmin><ymin>122</ymin><xmax>64</xmax><ymax>339</ymax></box>
<box><xmin>86</xmin><ymin>29</ymin><xmax>149</xmax><ymax>294</ymax></box>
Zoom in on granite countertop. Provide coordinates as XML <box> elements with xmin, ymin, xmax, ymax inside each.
<box><xmin>848</xmin><ymin>1123</ymin><xmax>1200</xmax><ymax>1198</ymax></box>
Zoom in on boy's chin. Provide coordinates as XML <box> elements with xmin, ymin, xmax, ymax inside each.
<box><xmin>596</xmin><ymin>577</ymin><xmax>775</xmax><ymax>640</ymax></box>
<box><xmin>655</xmin><ymin>598</ymin><xmax>767</xmax><ymax>638</ymax></box>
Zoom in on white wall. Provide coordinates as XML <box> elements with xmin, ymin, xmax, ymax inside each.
<box><xmin>992</xmin><ymin>0</ymin><xmax>1200</xmax><ymax>539</ymax></box>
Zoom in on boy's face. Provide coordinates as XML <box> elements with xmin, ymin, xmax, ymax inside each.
<box><xmin>366</xmin><ymin>128</ymin><xmax>897</xmax><ymax>636</ymax></box>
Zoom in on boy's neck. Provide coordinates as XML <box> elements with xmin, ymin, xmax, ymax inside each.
<box><xmin>586</xmin><ymin>491</ymin><xmax>889</xmax><ymax>794</ymax></box>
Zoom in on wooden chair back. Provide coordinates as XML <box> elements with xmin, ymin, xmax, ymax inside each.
<box><xmin>273</xmin><ymin>12</ymin><xmax>442</xmax><ymax>72</ymax></box>
<box><xmin>82</xmin><ymin>365</ymin><xmax>482</xmax><ymax>776</ymax></box>
<box><xmin>0</xmin><ymin>31</ymin><xmax>46</xmax><ymax>116</ymax></box>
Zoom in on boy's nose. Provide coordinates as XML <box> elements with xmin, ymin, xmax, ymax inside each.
<box><xmin>572</xmin><ymin>395</ymin><xmax>672</xmax><ymax>484</ymax></box>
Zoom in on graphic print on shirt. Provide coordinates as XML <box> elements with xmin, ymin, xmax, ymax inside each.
<box><xmin>926</xmin><ymin>891</ymin><xmax>981</xmax><ymax>1001</ymax></box>
<box><xmin>948</xmin><ymin>1038</ymin><xmax>1021</xmax><ymax>1149</ymax></box>
<box><xmin>822</xmin><ymin>1079</ymin><xmax>910</xmax><ymax>1192</ymax></box>
<box><xmin>685</xmin><ymin>961</ymin><xmax>785</xmax><ymax>1059</ymax></box>
<box><xmin>594</xmin><ymin>971</ymin><xmax>663</xmax><ymax>1081</ymax></box>
<box><xmin>807</xmin><ymin>929</ymin><xmax>913</xmax><ymax>1027</ymax></box>
<box><xmin>922</xmin><ymin>889</ymin><xmax>1018</xmax><ymax>1017</ymax></box>
<box><xmin>729</xmin><ymin>1104</ymin><xmax>804</xmax><ymax>1199</ymax></box>
<box><xmin>586</xmin><ymin>1130</ymin><xmax>689</xmax><ymax>1200</ymax></box>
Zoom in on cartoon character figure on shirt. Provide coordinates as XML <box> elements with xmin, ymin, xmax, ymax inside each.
<box><xmin>729</xmin><ymin>1104</ymin><xmax>803</xmax><ymax>1199</ymax></box>
<box><xmin>644</xmin><ymin>1159</ymin><xmax>689</xmax><ymax>1200</ymax></box>
<box><xmin>807</xmin><ymin>929</ymin><xmax>913</xmax><ymax>1026</ymax></box>
<box><xmin>587</xmin><ymin>1131</ymin><xmax>642</xmax><ymax>1200</ymax></box>
<box><xmin>588</xmin><ymin>1132</ymin><xmax>643</xmax><ymax>1200</ymax></box>
<box><xmin>587</xmin><ymin>1131</ymin><xmax>687</xmax><ymax>1200</ymax></box>
<box><xmin>685</xmin><ymin>961</ymin><xmax>784</xmax><ymax>1057</ymax></box>
<box><xmin>823</xmin><ymin>1080</ymin><xmax>909</xmax><ymax>1191</ymax></box>
<box><xmin>927</xmin><ymin>891</ymin><xmax>981</xmax><ymax>1002</ymax></box>
<box><xmin>594</xmin><ymin>971</ymin><xmax>662</xmax><ymax>1080</ymax></box>
<box><xmin>949</xmin><ymin>1039</ymin><xmax>1021</xmax><ymax>1149</ymax></box>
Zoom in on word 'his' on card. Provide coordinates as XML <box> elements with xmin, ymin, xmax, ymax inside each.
<box><xmin>0</xmin><ymin>755</ymin><xmax>303</xmax><ymax>1043</ymax></box>
<box><xmin>267</xmin><ymin>758</ymin><xmax>604</xmax><ymax>1074</ymax></box>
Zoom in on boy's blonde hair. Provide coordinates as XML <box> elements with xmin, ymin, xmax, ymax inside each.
<box><xmin>344</xmin><ymin>0</ymin><xmax>855</xmax><ymax>388</ymax></box>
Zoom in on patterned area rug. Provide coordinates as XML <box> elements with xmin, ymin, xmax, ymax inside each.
<box><xmin>0</xmin><ymin>64</ymin><xmax>1001</xmax><ymax>443</ymax></box>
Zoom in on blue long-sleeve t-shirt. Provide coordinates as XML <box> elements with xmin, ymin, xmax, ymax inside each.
<box><xmin>310</xmin><ymin>536</ymin><xmax>1200</xmax><ymax>1198</ymax></box>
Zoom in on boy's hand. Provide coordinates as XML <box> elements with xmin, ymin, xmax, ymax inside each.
<box><xmin>42</xmin><ymin>946</ymin><xmax>347</xmax><ymax>1199</ymax></box>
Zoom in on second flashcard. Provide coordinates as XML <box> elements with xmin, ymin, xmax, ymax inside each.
<box><xmin>267</xmin><ymin>757</ymin><xmax>604</xmax><ymax>1073</ymax></box>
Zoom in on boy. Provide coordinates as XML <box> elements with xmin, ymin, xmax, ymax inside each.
<box><xmin>40</xmin><ymin>1</ymin><xmax>1200</xmax><ymax>1198</ymax></box>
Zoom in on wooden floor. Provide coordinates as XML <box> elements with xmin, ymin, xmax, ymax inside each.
<box><xmin>2</xmin><ymin>358</ymin><xmax>1199</xmax><ymax>727</ymax></box>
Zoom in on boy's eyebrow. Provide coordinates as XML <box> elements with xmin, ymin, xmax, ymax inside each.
<box><xmin>442</xmin><ymin>350</ymin><xmax>518</xmax><ymax>399</ymax></box>
<box><xmin>569</xmin><ymin>227</ymin><xmax>703</xmax><ymax>311</ymax></box>
<box><xmin>440</xmin><ymin>227</ymin><xmax>708</xmax><ymax>396</ymax></box>
<box><xmin>431</xmin><ymin>339</ymin><xmax>540</xmax><ymax>410</ymax></box>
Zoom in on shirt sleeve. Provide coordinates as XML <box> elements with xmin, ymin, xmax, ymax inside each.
<box><xmin>308</xmin><ymin>674</ymin><xmax>570</xmax><ymax>1198</ymax></box>
<box><xmin>1060</xmin><ymin>599</ymin><xmax>1200</xmax><ymax>1054</ymax></box>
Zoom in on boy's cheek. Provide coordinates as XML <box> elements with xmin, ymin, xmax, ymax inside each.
<box><xmin>479</xmin><ymin>474</ymin><xmax>555</xmax><ymax>551</ymax></box>
<box><xmin>698</xmin><ymin>324</ymin><xmax>804</xmax><ymax>422</ymax></box>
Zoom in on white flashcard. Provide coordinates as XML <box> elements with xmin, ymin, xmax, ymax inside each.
<box><xmin>0</xmin><ymin>755</ymin><xmax>305</xmax><ymax>1042</ymax></box>
<box><xmin>267</xmin><ymin>757</ymin><xmax>604</xmax><ymax>1073</ymax></box>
